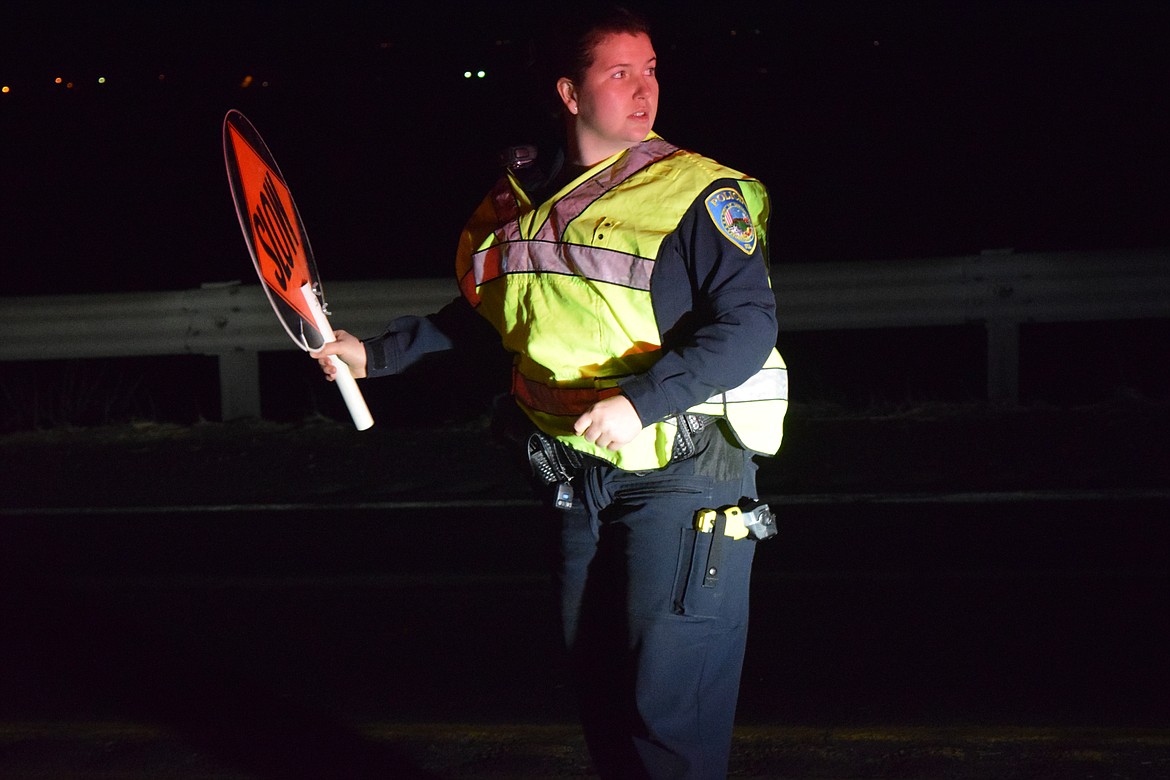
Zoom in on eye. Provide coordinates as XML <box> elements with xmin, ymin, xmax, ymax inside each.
<box><xmin>611</xmin><ymin>70</ymin><xmax>626</xmax><ymax>79</ymax></box>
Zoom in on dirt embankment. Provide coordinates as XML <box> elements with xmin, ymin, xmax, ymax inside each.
<box><xmin>4</xmin><ymin>398</ymin><xmax>1166</xmax><ymax>510</ymax></box>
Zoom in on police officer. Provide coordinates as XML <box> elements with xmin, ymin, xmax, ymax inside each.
<box><xmin>313</xmin><ymin>6</ymin><xmax>787</xmax><ymax>777</ymax></box>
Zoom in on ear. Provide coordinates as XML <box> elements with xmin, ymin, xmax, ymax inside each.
<box><xmin>556</xmin><ymin>77</ymin><xmax>579</xmax><ymax>116</ymax></box>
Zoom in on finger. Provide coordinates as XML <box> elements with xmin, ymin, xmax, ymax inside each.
<box><xmin>573</xmin><ymin>414</ymin><xmax>591</xmax><ymax>437</ymax></box>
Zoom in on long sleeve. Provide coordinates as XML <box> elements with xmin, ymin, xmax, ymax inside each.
<box><xmin>363</xmin><ymin>294</ymin><xmax>500</xmax><ymax>378</ymax></box>
<box><xmin>618</xmin><ymin>179</ymin><xmax>778</xmax><ymax>425</ymax></box>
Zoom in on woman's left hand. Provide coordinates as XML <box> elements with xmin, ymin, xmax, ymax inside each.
<box><xmin>574</xmin><ymin>395</ymin><xmax>643</xmax><ymax>451</ymax></box>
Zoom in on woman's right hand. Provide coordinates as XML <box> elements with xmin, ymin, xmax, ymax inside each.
<box><xmin>309</xmin><ymin>329</ymin><xmax>367</xmax><ymax>380</ymax></box>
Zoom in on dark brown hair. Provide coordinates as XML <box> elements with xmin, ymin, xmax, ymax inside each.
<box><xmin>547</xmin><ymin>5</ymin><xmax>653</xmax><ymax>85</ymax></box>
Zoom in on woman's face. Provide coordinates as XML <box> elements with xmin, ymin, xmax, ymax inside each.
<box><xmin>558</xmin><ymin>31</ymin><xmax>658</xmax><ymax>165</ymax></box>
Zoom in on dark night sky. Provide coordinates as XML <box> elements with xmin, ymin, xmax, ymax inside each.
<box><xmin>2</xmin><ymin>1</ymin><xmax>1168</xmax><ymax>296</ymax></box>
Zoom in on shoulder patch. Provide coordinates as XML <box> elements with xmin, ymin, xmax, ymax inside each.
<box><xmin>704</xmin><ymin>187</ymin><xmax>757</xmax><ymax>255</ymax></box>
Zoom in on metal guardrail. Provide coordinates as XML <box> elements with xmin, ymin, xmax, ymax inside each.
<box><xmin>2</xmin><ymin>250</ymin><xmax>1167</xmax><ymax>419</ymax></box>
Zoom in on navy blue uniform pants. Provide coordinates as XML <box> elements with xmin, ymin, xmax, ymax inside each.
<box><xmin>555</xmin><ymin>434</ymin><xmax>758</xmax><ymax>779</ymax></box>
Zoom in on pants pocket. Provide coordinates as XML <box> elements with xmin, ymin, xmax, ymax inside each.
<box><xmin>672</xmin><ymin>523</ymin><xmax>756</xmax><ymax>622</ymax></box>
<box><xmin>672</xmin><ymin>527</ymin><xmax>723</xmax><ymax>618</ymax></box>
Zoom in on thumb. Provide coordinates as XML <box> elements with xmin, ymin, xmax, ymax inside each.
<box><xmin>572</xmin><ymin>412</ymin><xmax>591</xmax><ymax>436</ymax></box>
<box><xmin>309</xmin><ymin>342</ymin><xmax>338</xmax><ymax>359</ymax></box>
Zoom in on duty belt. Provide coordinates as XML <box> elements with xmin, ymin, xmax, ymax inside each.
<box><xmin>527</xmin><ymin>414</ymin><xmax>718</xmax><ymax>510</ymax></box>
<box><xmin>526</xmin><ymin>432</ymin><xmax>589</xmax><ymax>509</ymax></box>
<box><xmin>672</xmin><ymin>413</ymin><xmax>717</xmax><ymax>461</ymax></box>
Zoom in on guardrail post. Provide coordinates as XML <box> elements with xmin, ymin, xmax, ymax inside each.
<box><xmin>985</xmin><ymin>319</ymin><xmax>1020</xmax><ymax>405</ymax></box>
<box><xmin>218</xmin><ymin>349</ymin><xmax>261</xmax><ymax>420</ymax></box>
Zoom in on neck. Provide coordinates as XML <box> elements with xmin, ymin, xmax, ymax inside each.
<box><xmin>566</xmin><ymin>126</ymin><xmax>642</xmax><ymax>168</ymax></box>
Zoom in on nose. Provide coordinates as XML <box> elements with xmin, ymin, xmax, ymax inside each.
<box><xmin>633</xmin><ymin>73</ymin><xmax>651</xmax><ymax>98</ymax></box>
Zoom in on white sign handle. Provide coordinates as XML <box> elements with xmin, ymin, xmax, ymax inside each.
<box><xmin>301</xmin><ymin>283</ymin><xmax>374</xmax><ymax>431</ymax></box>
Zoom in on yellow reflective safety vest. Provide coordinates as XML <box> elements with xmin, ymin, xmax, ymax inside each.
<box><xmin>457</xmin><ymin>135</ymin><xmax>788</xmax><ymax>470</ymax></box>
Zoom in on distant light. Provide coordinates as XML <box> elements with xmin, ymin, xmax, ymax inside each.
<box><xmin>54</xmin><ymin>77</ymin><xmax>63</xmax><ymax>84</ymax></box>
<box><xmin>66</xmin><ymin>82</ymin><xmax>74</xmax><ymax>89</ymax></box>
<box><xmin>240</xmin><ymin>74</ymin><xmax>254</xmax><ymax>88</ymax></box>
<box><xmin>464</xmin><ymin>71</ymin><xmax>472</xmax><ymax>78</ymax></box>
<box><xmin>478</xmin><ymin>70</ymin><xmax>486</xmax><ymax>78</ymax></box>
<box><xmin>464</xmin><ymin>70</ymin><xmax>486</xmax><ymax>79</ymax></box>
<box><xmin>1</xmin><ymin>86</ymin><xmax>9</xmax><ymax>94</ymax></box>
<box><xmin>97</xmin><ymin>76</ymin><xmax>106</xmax><ymax>84</ymax></box>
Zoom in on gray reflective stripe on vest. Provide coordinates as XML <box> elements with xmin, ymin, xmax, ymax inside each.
<box><xmin>471</xmin><ymin>241</ymin><xmax>653</xmax><ymax>290</ymax></box>
<box><xmin>706</xmin><ymin>365</ymin><xmax>788</xmax><ymax>406</ymax></box>
<box><xmin>528</xmin><ymin>137</ymin><xmax>680</xmax><ymax>243</ymax></box>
